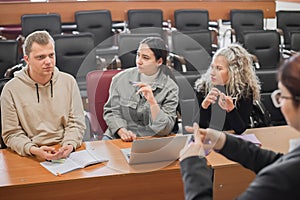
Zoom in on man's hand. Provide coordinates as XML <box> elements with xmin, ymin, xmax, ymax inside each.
<box><xmin>30</xmin><ymin>146</ymin><xmax>65</xmax><ymax>160</ymax></box>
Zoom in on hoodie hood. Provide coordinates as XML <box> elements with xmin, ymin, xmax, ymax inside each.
<box><xmin>14</xmin><ymin>66</ymin><xmax>60</xmax><ymax>103</ymax></box>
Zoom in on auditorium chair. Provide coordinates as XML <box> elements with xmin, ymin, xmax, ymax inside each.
<box><xmin>21</xmin><ymin>13</ymin><xmax>62</xmax><ymax>38</ymax></box>
<box><xmin>173</xmin><ymin>9</ymin><xmax>219</xmax><ymax>47</ymax></box>
<box><xmin>75</xmin><ymin>10</ymin><xmax>115</xmax><ymax>48</ymax></box>
<box><xmin>242</xmin><ymin>30</ymin><xmax>286</xmax><ymax>126</ymax></box>
<box><xmin>53</xmin><ymin>32</ymin><xmax>96</xmax><ymax>97</ymax></box>
<box><xmin>276</xmin><ymin>10</ymin><xmax>300</xmax><ymax>51</ymax></box>
<box><xmin>86</xmin><ymin>69</ymin><xmax>122</xmax><ymax>139</ymax></box>
<box><xmin>223</xmin><ymin>9</ymin><xmax>264</xmax><ymax>45</ymax></box>
<box><xmin>126</xmin><ymin>9</ymin><xmax>164</xmax><ymax>38</ymax></box>
<box><xmin>0</xmin><ymin>40</ymin><xmax>18</xmax><ymax>78</ymax></box>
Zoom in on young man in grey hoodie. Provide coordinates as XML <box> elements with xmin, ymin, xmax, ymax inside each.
<box><xmin>1</xmin><ymin>30</ymin><xmax>85</xmax><ymax>160</ymax></box>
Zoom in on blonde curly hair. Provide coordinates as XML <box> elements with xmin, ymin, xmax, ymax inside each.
<box><xmin>195</xmin><ymin>43</ymin><xmax>261</xmax><ymax>101</ymax></box>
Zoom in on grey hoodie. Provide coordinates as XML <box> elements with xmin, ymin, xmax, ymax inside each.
<box><xmin>1</xmin><ymin>66</ymin><xmax>85</xmax><ymax>156</ymax></box>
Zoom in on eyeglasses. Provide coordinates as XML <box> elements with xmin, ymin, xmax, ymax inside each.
<box><xmin>271</xmin><ymin>89</ymin><xmax>300</xmax><ymax>108</ymax></box>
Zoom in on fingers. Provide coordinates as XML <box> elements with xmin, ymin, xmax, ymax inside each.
<box><xmin>120</xmin><ymin>130</ymin><xmax>136</xmax><ymax>142</ymax></box>
<box><xmin>184</xmin><ymin>125</ymin><xmax>194</xmax><ymax>133</ymax></box>
<box><xmin>59</xmin><ymin>145</ymin><xmax>73</xmax><ymax>158</ymax></box>
<box><xmin>193</xmin><ymin>123</ymin><xmax>201</xmax><ymax>143</ymax></box>
<box><xmin>218</xmin><ymin>92</ymin><xmax>235</xmax><ymax>111</ymax></box>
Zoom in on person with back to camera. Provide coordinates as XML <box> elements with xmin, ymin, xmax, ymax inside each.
<box><xmin>103</xmin><ymin>37</ymin><xmax>179</xmax><ymax>141</ymax></box>
<box><xmin>180</xmin><ymin>53</ymin><xmax>300</xmax><ymax>199</ymax></box>
<box><xmin>195</xmin><ymin>43</ymin><xmax>261</xmax><ymax>134</ymax></box>
<box><xmin>1</xmin><ymin>30</ymin><xmax>85</xmax><ymax>160</ymax></box>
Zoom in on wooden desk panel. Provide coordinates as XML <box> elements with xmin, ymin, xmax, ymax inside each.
<box><xmin>0</xmin><ymin>0</ymin><xmax>276</xmax><ymax>25</ymax></box>
<box><xmin>0</xmin><ymin>139</ymin><xmax>184</xmax><ymax>200</ymax></box>
<box><xmin>0</xmin><ymin>125</ymin><xmax>298</xmax><ymax>200</ymax></box>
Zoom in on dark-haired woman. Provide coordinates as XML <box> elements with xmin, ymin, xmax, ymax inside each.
<box><xmin>103</xmin><ymin>37</ymin><xmax>179</xmax><ymax>141</ymax></box>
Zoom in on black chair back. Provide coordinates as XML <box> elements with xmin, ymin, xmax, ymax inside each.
<box><xmin>174</xmin><ymin>9</ymin><xmax>209</xmax><ymax>31</ymax></box>
<box><xmin>75</xmin><ymin>10</ymin><xmax>115</xmax><ymax>47</ymax></box>
<box><xmin>243</xmin><ymin>30</ymin><xmax>280</xmax><ymax>70</ymax></box>
<box><xmin>277</xmin><ymin>10</ymin><xmax>300</xmax><ymax>50</ymax></box>
<box><xmin>230</xmin><ymin>9</ymin><xmax>264</xmax><ymax>44</ymax></box>
<box><xmin>21</xmin><ymin>13</ymin><xmax>62</xmax><ymax>37</ymax></box>
<box><xmin>0</xmin><ymin>40</ymin><xmax>18</xmax><ymax>78</ymax></box>
<box><xmin>127</xmin><ymin>9</ymin><xmax>164</xmax><ymax>37</ymax></box>
<box><xmin>291</xmin><ymin>32</ymin><xmax>300</xmax><ymax>52</ymax></box>
<box><xmin>53</xmin><ymin>33</ymin><xmax>96</xmax><ymax>97</ymax></box>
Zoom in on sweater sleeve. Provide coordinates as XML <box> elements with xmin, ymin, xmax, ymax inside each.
<box><xmin>103</xmin><ymin>76</ymin><xmax>128</xmax><ymax>136</ymax></box>
<box><xmin>220</xmin><ymin>134</ymin><xmax>283</xmax><ymax>173</ymax></box>
<box><xmin>226</xmin><ymin>96</ymin><xmax>253</xmax><ymax>134</ymax></box>
<box><xmin>148</xmin><ymin>83</ymin><xmax>179</xmax><ymax>136</ymax></box>
<box><xmin>1</xmin><ymin>85</ymin><xmax>37</xmax><ymax>156</ymax></box>
<box><xmin>180</xmin><ymin>156</ymin><xmax>213</xmax><ymax>200</ymax></box>
<box><xmin>61</xmin><ymin>79</ymin><xmax>86</xmax><ymax>149</ymax></box>
<box><xmin>197</xmin><ymin>92</ymin><xmax>211</xmax><ymax>129</ymax></box>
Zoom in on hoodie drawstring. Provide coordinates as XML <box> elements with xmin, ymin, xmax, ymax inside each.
<box><xmin>35</xmin><ymin>80</ymin><xmax>53</xmax><ymax>103</ymax></box>
<box><xmin>35</xmin><ymin>83</ymin><xmax>39</xmax><ymax>103</ymax></box>
<box><xmin>50</xmin><ymin>79</ymin><xmax>53</xmax><ymax>98</ymax></box>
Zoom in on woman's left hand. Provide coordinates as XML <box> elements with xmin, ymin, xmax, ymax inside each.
<box><xmin>135</xmin><ymin>82</ymin><xmax>157</xmax><ymax>105</ymax></box>
<box><xmin>218</xmin><ymin>92</ymin><xmax>235</xmax><ymax>112</ymax></box>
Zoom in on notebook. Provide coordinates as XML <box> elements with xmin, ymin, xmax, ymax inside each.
<box><xmin>121</xmin><ymin>135</ymin><xmax>188</xmax><ymax>165</ymax></box>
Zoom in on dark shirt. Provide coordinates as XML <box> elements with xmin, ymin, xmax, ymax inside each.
<box><xmin>197</xmin><ymin>87</ymin><xmax>253</xmax><ymax>134</ymax></box>
<box><xmin>180</xmin><ymin>134</ymin><xmax>300</xmax><ymax>200</ymax></box>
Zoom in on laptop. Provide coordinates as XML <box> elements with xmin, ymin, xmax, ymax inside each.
<box><xmin>121</xmin><ymin>135</ymin><xmax>188</xmax><ymax>165</ymax></box>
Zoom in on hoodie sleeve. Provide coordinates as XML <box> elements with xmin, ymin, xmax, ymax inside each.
<box><xmin>61</xmin><ymin>78</ymin><xmax>85</xmax><ymax>149</ymax></box>
<box><xmin>1</xmin><ymin>84</ymin><xmax>38</xmax><ymax>156</ymax></box>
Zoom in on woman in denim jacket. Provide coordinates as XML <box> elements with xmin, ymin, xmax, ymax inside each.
<box><xmin>103</xmin><ymin>37</ymin><xmax>179</xmax><ymax>141</ymax></box>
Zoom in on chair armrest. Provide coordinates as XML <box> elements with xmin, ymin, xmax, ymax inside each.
<box><xmin>168</xmin><ymin>52</ymin><xmax>187</xmax><ymax>72</ymax></box>
<box><xmin>85</xmin><ymin>111</ymin><xmax>103</xmax><ymax>140</ymax></box>
<box><xmin>250</xmin><ymin>54</ymin><xmax>261</xmax><ymax>70</ymax></box>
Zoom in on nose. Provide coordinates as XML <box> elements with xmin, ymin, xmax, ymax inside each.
<box><xmin>210</xmin><ymin>67</ymin><xmax>216</xmax><ymax>76</ymax></box>
<box><xmin>136</xmin><ymin>55</ymin><xmax>142</xmax><ymax>65</ymax></box>
<box><xmin>45</xmin><ymin>55</ymin><xmax>54</xmax><ymax>65</ymax></box>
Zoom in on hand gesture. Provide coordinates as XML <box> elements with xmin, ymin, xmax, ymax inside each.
<box><xmin>180</xmin><ymin>123</ymin><xmax>206</xmax><ymax>161</ymax></box>
<box><xmin>184</xmin><ymin>123</ymin><xmax>226</xmax><ymax>153</ymax></box>
<box><xmin>135</xmin><ymin>82</ymin><xmax>157</xmax><ymax>105</ymax></box>
<box><xmin>218</xmin><ymin>92</ymin><xmax>235</xmax><ymax>112</ymax></box>
<box><xmin>201</xmin><ymin>87</ymin><xmax>220</xmax><ymax>109</ymax></box>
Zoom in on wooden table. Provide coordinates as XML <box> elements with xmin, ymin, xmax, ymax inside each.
<box><xmin>0</xmin><ymin>0</ymin><xmax>276</xmax><ymax>25</ymax></box>
<box><xmin>0</xmin><ymin>125</ymin><xmax>298</xmax><ymax>200</ymax></box>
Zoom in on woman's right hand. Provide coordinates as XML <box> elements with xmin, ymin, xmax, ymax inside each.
<box><xmin>201</xmin><ymin>87</ymin><xmax>220</xmax><ymax>109</ymax></box>
<box><xmin>184</xmin><ymin>124</ymin><xmax>226</xmax><ymax>152</ymax></box>
<box><xmin>117</xmin><ymin>128</ymin><xmax>137</xmax><ymax>142</ymax></box>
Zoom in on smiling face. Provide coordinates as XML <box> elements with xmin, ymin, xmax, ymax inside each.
<box><xmin>136</xmin><ymin>43</ymin><xmax>162</xmax><ymax>76</ymax></box>
<box><xmin>24</xmin><ymin>41</ymin><xmax>55</xmax><ymax>84</ymax></box>
<box><xmin>210</xmin><ymin>55</ymin><xmax>229</xmax><ymax>86</ymax></box>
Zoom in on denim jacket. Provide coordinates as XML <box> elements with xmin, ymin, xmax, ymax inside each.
<box><xmin>103</xmin><ymin>67</ymin><xmax>179</xmax><ymax>139</ymax></box>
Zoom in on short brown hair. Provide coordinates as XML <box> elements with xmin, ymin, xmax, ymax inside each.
<box><xmin>23</xmin><ymin>30</ymin><xmax>54</xmax><ymax>56</ymax></box>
